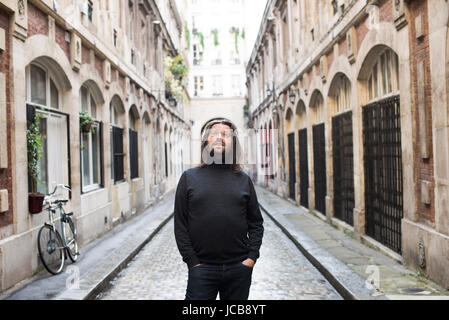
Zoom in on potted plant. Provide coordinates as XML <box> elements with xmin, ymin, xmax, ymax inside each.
<box><xmin>27</xmin><ymin>111</ymin><xmax>45</xmax><ymax>214</ymax></box>
<box><xmin>163</xmin><ymin>55</ymin><xmax>188</xmax><ymax>105</ymax></box>
<box><xmin>79</xmin><ymin>111</ymin><xmax>95</xmax><ymax>134</ymax></box>
<box><xmin>169</xmin><ymin>55</ymin><xmax>188</xmax><ymax>81</ymax></box>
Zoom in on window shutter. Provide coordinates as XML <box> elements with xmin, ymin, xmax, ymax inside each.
<box><xmin>129</xmin><ymin>129</ymin><xmax>139</xmax><ymax>179</ymax></box>
<box><xmin>113</xmin><ymin>126</ymin><xmax>124</xmax><ymax>182</ymax></box>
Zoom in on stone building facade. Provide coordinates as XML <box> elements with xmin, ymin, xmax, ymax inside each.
<box><xmin>246</xmin><ymin>0</ymin><xmax>449</xmax><ymax>288</ymax></box>
<box><xmin>0</xmin><ymin>0</ymin><xmax>191</xmax><ymax>292</ymax></box>
<box><xmin>184</xmin><ymin>0</ymin><xmax>251</xmax><ymax>163</ymax></box>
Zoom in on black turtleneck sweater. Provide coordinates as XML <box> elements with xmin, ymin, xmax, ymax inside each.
<box><xmin>174</xmin><ymin>164</ymin><xmax>264</xmax><ymax>269</ymax></box>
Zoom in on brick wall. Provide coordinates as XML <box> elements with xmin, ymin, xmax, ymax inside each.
<box><xmin>27</xmin><ymin>2</ymin><xmax>48</xmax><ymax>38</ymax></box>
<box><xmin>410</xmin><ymin>0</ymin><xmax>435</xmax><ymax>224</ymax></box>
<box><xmin>379</xmin><ymin>0</ymin><xmax>393</xmax><ymax>23</ymax></box>
<box><xmin>82</xmin><ymin>44</ymin><xmax>90</xmax><ymax>64</ymax></box>
<box><xmin>339</xmin><ymin>34</ymin><xmax>348</xmax><ymax>57</ymax></box>
<box><xmin>111</xmin><ymin>66</ymin><xmax>117</xmax><ymax>83</ymax></box>
<box><xmin>0</xmin><ymin>10</ymin><xmax>13</xmax><ymax>228</ymax></box>
<box><xmin>355</xmin><ymin>20</ymin><xmax>368</xmax><ymax>54</ymax></box>
<box><xmin>327</xmin><ymin>49</ymin><xmax>334</xmax><ymax>74</ymax></box>
<box><xmin>119</xmin><ymin>74</ymin><xmax>125</xmax><ymax>92</ymax></box>
<box><xmin>95</xmin><ymin>55</ymin><xmax>104</xmax><ymax>80</ymax></box>
<box><xmin>55</xmin><ymin>23</ymin><xmax>70</xmax><ymax>62</ymax></box>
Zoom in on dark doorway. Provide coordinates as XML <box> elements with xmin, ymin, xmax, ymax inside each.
<box><xmin>363</xmin><ymin>95</ymin><xmax>403</xmax><ymax>254</ymax></box>
<box><xmin>298</xmin><ymin>128</ymin><xmax>309</xmax><ymax>208</ymax></box>
<box><xmin>313</xmin><ymin>123</ymin><xmax>326</xmax><ymax>214</ymax></box>
<box><xmin>332</xmin><ymin>111</ymin><xmax>354</xmax><ymax>226</ymax></box>
<box><xmin>288</xmin><ymin>132</ymin><xmax>296</xmax><ymax>201</ymax></box>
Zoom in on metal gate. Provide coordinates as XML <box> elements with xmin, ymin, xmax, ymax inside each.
<box><xmin>298</xmin><ymin>129</ymin><xmax>309</xmax><ymax>208</ymax></box>
<box><xmin>313</xmin><ymin>123</ymin><xmax>326</xmax><ymax>214</ymax></box>
<box><xmin>332</xmin><ymin>111</ymin><xmax>354</xmax><ymax>226</ymax></box>
<box><xmin>363</xmin><ymin>95</ymin><xmax>403</xmax><ymax>254</ymax></box>
<box><xmin>288</xmin><ymin>132</ymin><xmax>296</xmax><ymax>200</ymax></box>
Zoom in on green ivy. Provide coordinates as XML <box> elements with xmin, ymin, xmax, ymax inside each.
<box><xmin>170</xmin><ymin>54</ymin><xmax>188</xmax><ymax>79</ymax></box>
<box><xmin>199</xmin><ymin>32</ymin><xmax>205</xmax><ymax>51</ymax></box>
<box><xmin>27</xmin><ymin>112</ymin><xmax>45</xmax><ymax>194</ymax></box>
<box><xmin>233</xmin><ymin>28</ymin><xmax>240</xmax><ymax>54</ymax></box>
<box><xmin>211</xmin><ymin>29</ymin><xmax>219</xmax><ymax>46</ymax></box>
<box><xmin>185</xmin><ymin>23</ymin><xmax>191</xmax><ymax>50</ymax></box>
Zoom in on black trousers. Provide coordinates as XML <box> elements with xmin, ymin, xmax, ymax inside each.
<box><xmin>185</xmin><ymin>262</ymin><xmax>253</xmax><ymax>300</ymax></box>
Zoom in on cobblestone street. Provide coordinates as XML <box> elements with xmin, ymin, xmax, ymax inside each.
<box><xmin>97</xmin><ymin>211</ymin><xmax>342</xmax><ymax>300</ymax></box>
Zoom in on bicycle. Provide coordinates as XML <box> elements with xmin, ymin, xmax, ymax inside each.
<box><xmin>37</xmin><ymin>184</ymin><xmax>80</xmax><ymax>275</ymax></box>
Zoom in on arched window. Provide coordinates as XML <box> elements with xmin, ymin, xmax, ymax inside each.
<box><xmin>367</xmin><ymin>48</ymin><xmax>399</xmax><ymax>101</ymax></box>
<box><xmin>310</xmin><ymin>91</ymin><xmax>325</xmax><ymax>124</ymax></box>
<box><xmin>28</xmin><ymin>63</ymin><xmax>60</xmax><ymax>110</ymax></box>
<box><xmin>26</xmin><ymin>63</ymin><xmax>67</xmax><ymax>194</ymax></box>
<box><xmin>80</xmin><ymin>85</ymin><xmax>102</xmax><ymax>192</ymax></box>
<box><xmin>334</xmin><ymin>74</ymin><xmax>351</xmax><ymax>114</ymax></box>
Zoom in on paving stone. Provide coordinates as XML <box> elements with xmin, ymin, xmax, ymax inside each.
<box><xmin>99</xmin><ymin>212</ymin><xmax>342</xmax><ymax>300</ymax></box>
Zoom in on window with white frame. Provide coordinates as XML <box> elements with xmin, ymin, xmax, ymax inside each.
<box><xmin>26</xmin><ymin>63</ymin><xmax>68</xmax><ymax>195</ymax></box>
<box><xmin>368</xmin><ymin>48</ymin><xmax>399</xmax><ymax>101</ymax></box>
<box><xmin>194</xmin><ymin>76</ymin><xmax>204</xmax><ymax>96</ymax></box>
<box><xmin>80</xmin><ymin>85</ymin><xmax>102</xmax><ymax>192</ymax></box>
<box><xmin>229</xmin><ymin>34</ymin><xmax>240</xmax><ymax>65</ymax></box>
<box><xmin>29</xmin><ymin>64</ymin><xmax>59</xmax><ymax>110</ymax></box>
<box><xmin>212</xmin><ymin>75</ymin><xmax>223</xmax><ymax>96</ymax></box>
<box><xmin>211</xmin><ymin>47</ymin><xmax>222</xmax><ymax>66</ymax></box>
<box><xmin>128</xmin><ymin>1</ymin><xmax>134</xmax><ymax>42</ymax></box>
<box><xmin>231</xmin><ymin>74</ymin><xmax>241</xmax><ymax>96</ymax></box>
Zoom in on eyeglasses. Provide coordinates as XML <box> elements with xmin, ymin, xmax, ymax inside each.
<box><xmin>208</xmin><ymin>129</ymin><xmax>233</xmax><ymax>138</ymax></box>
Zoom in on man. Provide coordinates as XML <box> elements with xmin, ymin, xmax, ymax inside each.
<box><xmin>174</xmin><ymin>118</ymin><xmax>264</xmax><ymax>300</ymax></box>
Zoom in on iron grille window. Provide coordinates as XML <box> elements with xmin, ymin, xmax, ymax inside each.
<box><xmin>288</xmin><ymin>132</ymin><xmax>296</xmax><ymax>201</ymax></box>
<box><xmin>313</xmin><ymin>123</ymin><xmax>326</xmax><ymax>215</ymax></box>
<box><xmin>332</xmin><ymin>111</ymin><xmax>354</xmax><ymax>226</ymax></box>
<box><xmin>164</xmin><ymin>142</ymin><xmax>168</xmax><ymax>177</ymax></box>
<box><xmin>298</xmin><ymin>128</ymin><xmax>309</xmax><ymax>208</ymax></box>
<box><xmin>363</xmin><ymin>95</ymin><xmax>403</xmax><ymax>254</ymax></box>
<box><xmin>112</xmin><ymin>126</ymin><xmax>124</xmax><ymax>182</ymax></box>
<box><xmin>129</xmin><ymin>129</ymin><xmax>139</xmax><ymax>179</ymax></box>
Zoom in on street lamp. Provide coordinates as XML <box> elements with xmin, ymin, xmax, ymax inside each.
<box><xmin>289</xmin><ymin>87</ymin><xmax>296</xmax><ymax>105</ymax></box>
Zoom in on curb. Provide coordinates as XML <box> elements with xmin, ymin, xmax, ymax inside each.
<box><xmin>258</xmin><ymin>202</ymin><xmax>384</xmax><ymax>300</ymax></box>
<box><xmin>85</xmin><ymin>212</ymin><xmax>174</xmax><ymax>300</ymax></box>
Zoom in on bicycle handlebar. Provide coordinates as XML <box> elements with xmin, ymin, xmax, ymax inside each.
<box><xmin>43</xmin><ymin>184</ymin><xmax>71</xmax><ymax>206</ymax></box>
<box><xmin>47</xmin><ymin>184</ymin><xmax>71</xmax><ymax>196</ymax></box>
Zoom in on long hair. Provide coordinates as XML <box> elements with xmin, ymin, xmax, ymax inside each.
<box><xmin>197</xmin><ymin>118</ymin><xmax>243</xmax><ymax>173</ymax></box>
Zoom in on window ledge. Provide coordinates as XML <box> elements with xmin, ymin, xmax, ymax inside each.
<box><xmin>81</xmin><ymin>185</ymin><xmax>103</xmax><ymax>195</ymax></box>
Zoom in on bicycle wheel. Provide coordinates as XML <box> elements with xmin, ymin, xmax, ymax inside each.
<box><xmin>63</xmin><ymin>217</ymin><xmax>79</xmax><ymax>263</ymax></box>
<box><xmin>37</xmin><ymin>225</ymin><xmax>65</xmax><ymax>275</ymax></box>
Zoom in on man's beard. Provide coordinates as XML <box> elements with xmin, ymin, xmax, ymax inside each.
<box><xmin>209</xmin><ymin>144</ymin><xmax>233</xmax><ymax>164</ymax></box>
